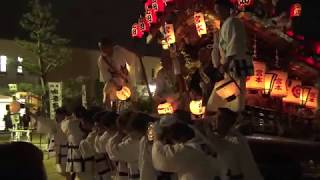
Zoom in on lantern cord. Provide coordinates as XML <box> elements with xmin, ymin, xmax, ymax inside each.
<box><xmin>275</xmin><ymin>49</ymin><xmax>280</xmax><ymax>68</ymax></box>
<box><xmin>253</xmin><ymin>34</ymin><xmax>257</xmax><ymax>59</ymax></box>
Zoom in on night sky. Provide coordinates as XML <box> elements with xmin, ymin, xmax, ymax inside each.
<box><xmin>0</xmin><ymin>0</ymin><xmax>319</xmax><ymax>56</ymax></box>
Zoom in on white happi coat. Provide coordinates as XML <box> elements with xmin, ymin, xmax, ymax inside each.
<box><xmin>94</xmin><ymin>131</ymin><xmax>115</xmax><ymax>180</ymax></box>
<box><xmin>208</xmin><ymin>16</ymin><xmax>249</xmax><ymax>112</ymax></box>
<box><xmin>107</xmin><ymin>133</ymin><xmax>140</xmax><ymax>180</ymax></box>
<box><xmin>37</xmin><ymin>117</ymin><xmax>68</xmax><ymax>172</ymax></box>
<box><xmin>61</xmin><ymin>117</ymin><xmax>94</xmax><ymax>175</ymax></box>
<box><xmin>152</xmin><ymin>137</ymin><xmax>221</xmax><ymax>180</ymax></box>
<box><xmin>98</xmin><ymin>45</ymin><xmax>138</xmax><ymax>101</ymax></box>
<box><xmin>139</xmin><ymin>136</ymin><xmax>159</xmax><ymax>180</ymax></box>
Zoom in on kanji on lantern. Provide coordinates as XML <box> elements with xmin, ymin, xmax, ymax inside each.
<box><xmin>305</xmin><ymin>87</ymin><xmax>318</xmax><ymax>109</ymax></box>
<box><xmin>194</xmin><ymin>12</ymin><xmax>207</xmax><ymax>37</ymax></box>
<box><xmin>145</xmin><ymin>8</ymin><xmax>157</xmax><ymax>24</ymax></box>
<box><xmin>152</xmin><ymin>0</ymin><xmax>165</xmax><ymax>13</ymax></box>
<box><xmin>270</xmin><ymin>70</ymin><xmax>288</xmax><ymax>97</ymax></box>
<box><xmin>164</xmin><ymin>23</ymin><xmax>176</xmax><ymax>44</ymax></box>
<box><xmin>145</xmin><ymin>0</ymin><xmax>152</xmax><ymax>10</ymax></box>
<box><xmin>238</xmin><ymin>0</ymin><xmax>253</xmax><ymax>8</ymax></box>
<box><xmin>139</xmin><ymin>17</ymin><xmax>150</xmax><ymax>33</ymax></box>
<box><xmin>290</xmin><ymin>3</ymin><xmax>302</xmax><ymax>18</ymax></box>
<box><xmin>283</xmin><ymin>79</ymin><xmax>301</xmax><ymax>104</ymax></box>
<box><xmin>132</xmin><ymin>23</ymin><xmax>143</xmax><ymax>38</ymax></box>
<box><xmin>246</xmin><ymin>61</ymin><xmax>266</xmax><ymax>90</ymax></box>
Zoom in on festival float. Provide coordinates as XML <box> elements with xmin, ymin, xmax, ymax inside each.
<box><xmin>131</xmin><ymin>0</ymin><xmax>320</xmax><ymax>178</ymax></box>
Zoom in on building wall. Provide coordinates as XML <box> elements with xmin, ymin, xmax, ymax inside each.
<box><xmin>0</xmin><ymin>39</ymin><xmax>162</xmax><ymax>102</ymax></box>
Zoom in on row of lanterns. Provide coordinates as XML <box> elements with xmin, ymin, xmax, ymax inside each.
<box><xmin>246</xmin><ymin>60</ymin><xmax>318</xmax><ymax>109</ymax></box>
<box><xmin>157</xmin><ymin>99</ymin><xmax>205</xmax><ymax>116</ymax></box>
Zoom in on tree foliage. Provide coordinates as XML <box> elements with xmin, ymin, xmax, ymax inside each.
<box><xmin>17</xmin><ymin>0</ymin><xmax>71</xmax><ymax>114</ymax></box>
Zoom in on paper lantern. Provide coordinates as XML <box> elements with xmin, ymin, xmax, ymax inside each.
<box><xmin>10</xmin><ymin>100</ymin><xmax>21</xmax><ymax>114</ymax></box>
<box><xmin>139</xmin><ymin>17</ymin><xmax>150</xmax><ymax>33</ymax></box>
<box><xmin>290</xmin><ymin>3</ymin><xmax>302</xmax><ymax>18</ymax></box>
<box><xmin>165</xmin><ymin>0</ymin><xmax>174</xmax><ymax>3</ymax></box>
<box><xmin>152</xmin><ymin>0</ymin><xmax>165</xmax><ymax>13</ymax></box>
<box><xmin>263</xmin><ymin>73</ymin><xmax>277</xmax><ymax>95</ymax></box>
<box><xmin>283</xmin><ymin>80</ymin><xmax>302</xmax><ymax>104</ymax></box>
<box><xmin>189</xmin><ymin>100</ymin><xmax>206</xmax><ymax>115</ymax></box>
<box><xmin>215</xmin><ymin>78</ymin><xmax>241</xmax><ymax>102</ymax></box>
<box><xmin>194</xmin><ymin>12</ymin><xmax>207</xmax><ymax>37</ymax></box>
<box><xmin>238</xmin><ymin>0</ymin><xmax>253</xmax><ymax>8</ymax></box>
<box><xmin>270</xmin><ymin>70</ymin><xmax>288</xmax><ymax>97</ymax></box>
<box><xmin>246</xmin><ymin>61</ymin><xmax>266</xmax><ymax>90</ymax></box>
<box><xmin>157</xmin><ymin>102</ymin><xmax>174</xmax><ymax>115</ymax></box>
<box><xmin>145</xmin><ymin>0</ymin><xmax>152</xmax><ymax>10</ymax></box>
<box><xmin>116</xmin><ymin>86</ymin><xmax>131</xmax><ymax>101</ymax></box>
<box><xmin>161</xmin><ymin>40</ymin><xmax>169</xmax><ymax>50</ymax></box>
<box><xmin>164</xmin><ymin>23</ymin><xmax>176</xmax><ymax>44</ymax></box>
<box><xmin>147</xmin><ymin>123</ymin><xmax>155</xmax><ymax>141</ymax></box>
<box><xmin>145</xmin><ymin>8</ymin><xmax>157</xmax><ymax>24</ymax></box>
<box><xmin>132</xmin><ymin>23</ymin><xmax>143</xmax><ymax>38</ymax></box>
<box><xmin>300</xmin><ymin>87</ymin><xmax>318</xmax><ymax>109</ymax></box>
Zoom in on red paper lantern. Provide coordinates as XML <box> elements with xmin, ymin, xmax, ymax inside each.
<box><xmin>145</xmin><ymin>8</ymin><xmax>157</xmax><ymax>24</ymax></box>
<box><xmin>290</xmin><ymin>3</ymin><xmax>302</xmax><ymax>18</ymax></box>
<box><xmin>238</xmin><ymin>0</ymin><xmax>253</xmax><ymax>8</ymax></box>
<box><xmin>152</xmin><ymin>0</ymin><xmax>165</xmax><ymax>13</ymax></box>
<box><xmin>132</xmin><ymin>23</ymin><xmax>143</xmax><ymax>38</ymax></box>
<box><xmin>145</xmin><ymin>0</ymin><xmax>152</xmax><ymax>10</ymax></box>
<box><xmin>139</xmin><ymin>17</ymin><xmax>150</xmax><ymax>33</ymax></box>
<box><xmin>283</xmin><ymin>79</ymin><xmax>302</xmax><ymax>104</ymax></box>
<box><xmin>194</xmin><ymin>12</ymin><xmax>207</xmax><ymax>37</ymax></box>
<box><xmin>164</xmin><ymin>0</ymin><xmax>174</xmax><ymax>3</ymax></box>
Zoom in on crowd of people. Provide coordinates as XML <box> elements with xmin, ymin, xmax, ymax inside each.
<box><xmin>36</xmin><ymin>104</ymin><xmax>263</xmax><ymax>180</ymax></box>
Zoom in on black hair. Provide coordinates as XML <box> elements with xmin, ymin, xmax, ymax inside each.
<box><xmin>174</xmin><ymin>110</ymin><xmax>192</xmax><ymax>124</ymax></box>
<box><xmin>83</xmin><ymin>106</ymin><xmax>104</xmax><ymax>124</ymax></box>
<box><xmin>126</xmin><ymin>112</ymin><xmax>156</xmax><ymax>134</ymax></box>
<box><xmin>117</xmin><ymin>110</ymin><xmax>136</xmax><ymax>131</ymax></box>
<box><xmin>100</xmin><ymin>111</ymin><xmax>119</xmax><ymax>129</ymax></box>
<box><xmin>169</xmin><ymin>122</ymin><xmax>195</xmax><ymax>143</ymax></box>
<box><xmin>218</xmin><ymin>108</ymin><xmax>238</xmax><ymax>120</ymax></box>
<box><xmin>73</xmin><ymin>105</ymin><xmax>87</xmax><ymax>119</ymax></box>
<box><xmin>215</xmin><ymin>0</ymin><xmax>234</xmax><ymax>9</ymax></box>
<box><xmin>98</xmin><ymin>37</ymin><xmax>114</xmax><ymax>48</ymax></box>
<box><xmin>55</xmin><ymin>107</ymin><xmax>70</xmax><ymax>116</ymax></box>
<box><xmin>92</xmin><ymin>111</ymin><xmax>107</xmax><ymax>123</ymax></box>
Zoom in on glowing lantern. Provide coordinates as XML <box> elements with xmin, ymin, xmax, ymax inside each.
<box><xmin>164</xmin><ymin>23</ymin><xmax>176</xmax><ymax>44</ymax></box>
<box><xmin>300</xmin><ymin>87</ymin><xmax>318</xmax><ymax>109</ymax></box>
<box><xmin>194</xmin><ymin>12</ymin><xmax>207</xmax><ymax>37</ymax></box>
<box><xmin>283</xmin><ymin>80</ymin><xmax>302</xmax><ymax>104</ymax></box>
<box><xmin>145</xmin><ymin>8</ymin><xmax>157</xmax><ymax>24</ymax></box>
<box><xmin>161</xmin><ymin>40</ymin><xmax>169</xmax><ymax>50</ymax></box>
<box><xmin>147</xmin><ymin>123</ymin><xmax>155</xmax><ymax>141</ymax></box>
<box><xmin>238</xmin><ymin>0</ymin><xmax>253</xmax><ymax>8</ymax></box>
<box><xmin>116</xmin><ymin>86</ymin><xmax>131</xmax><ymax>101</ymax></box>
<box><xmin>152</xmin><ymin>0</ymin><xmax>165</xmax><ymax>13</ymax></box>
<box><xmin>290</xmin><ymin>3</ymin><xmax>302</xmax><ymax>18</ymax></box>
<box><xmin>189</xmin><ymin>100</ymin><xmax>206</xmax><ymax>115</ymax></box>
<box><xmin>263</xmin><ymin>73</ymin><xmax>277</xmax><ymax>95</ymax></box>
<box><xmin>246</xmin><ymin>61</ymin><xmax>266</xmax><ymax>90</ymax></box>
<box><xmin>132</xmin><ymin>23</ymin><xmax>143</xmax><ymax>38</ymax></box>
<box><xmin>270</xmin><ymin>70</ymin><xmax>288</xmax><ymax>97</ymax></box>
<box><xmin>215</xmin><ymin>78</ymin><xmax>241</xmax><ymax>102</ymax></box>
<box><xmin>10</xmin><ymin>100</ymin><xmax>21</xmax><ymax>114</ymax></box>
<box><xmin>139</xmin><ymin>17</ymin><xmax>150</xmax><ymax>33</ymax></box>
<box><xmin>157</xmin><ymin>102</ymin><xmax>174</xmax><ymax>115</ymax></box>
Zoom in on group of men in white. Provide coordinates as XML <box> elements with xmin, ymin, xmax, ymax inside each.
<box><xmin>38</xmin><ymin>0</ymin><xmax>265</xmax><ymax>179</ymax></box>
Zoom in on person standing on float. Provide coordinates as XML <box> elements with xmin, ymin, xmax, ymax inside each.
<box><xmin>207</xmin><ymin>0</ymin><xmax>252</xmax><ymax>113</ymax></box>
<box><xmin>97</xmin><ymin>38</ymin><xmax>137</xmax><ymax>110</ymax></box>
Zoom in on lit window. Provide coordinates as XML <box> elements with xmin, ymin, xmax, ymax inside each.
<box><xmin>17</xmin><ymin>66</ymin><xmax>23</xmax><ymax>74</ymax></box>
<box><xmin>17</xmin><ymin>57</ymin><xmax>23</xmax><ymax>74</ymax></box>
<box><xmin>0</xmin><ymin>56</ymin><xmax>7</xmax><ymax>72</ymax></box>
<box><xmin>18</xmin><ymin>57</ymin><xmax>23</xmax><ymax>63</ymax></box>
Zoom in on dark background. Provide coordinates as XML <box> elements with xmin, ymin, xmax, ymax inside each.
<box><xmin>0</xmin><ymin>0</ymin><xmax>319</xmax><ymax>55</ymax></box>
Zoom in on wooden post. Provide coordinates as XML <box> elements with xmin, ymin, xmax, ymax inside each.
<box><xmin>138</xmin><ymin>55</ymin><xmax>153</xmax><ymax>101</ymax></box>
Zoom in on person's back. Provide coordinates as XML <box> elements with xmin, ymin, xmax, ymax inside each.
<box><xmin>0</xmin><ymin>142</ymin><xmax>47</xmax><ymax>180</ymax></box>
